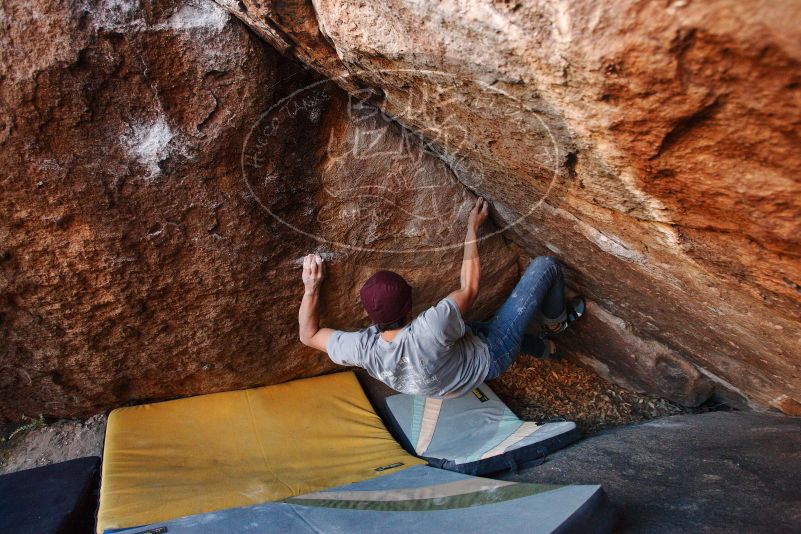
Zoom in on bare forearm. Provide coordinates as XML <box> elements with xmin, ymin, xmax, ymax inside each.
<box><xmin>461</xmin><ymin>227</ymin><xmax>480</xmax><ymax>295</ymax></box>
<box><xmin>298</xmin><ymin>253</ymin><xmax>334</xmax><ymax>351</ymax></box>
<box><xmin>298</xmin><ymin>289</ymin><xmax>321</xmax><ymax>344</ymax></box>
<box><xmin>448</xmin><ymin>227</ymin><xmax>481</xmax><ymax>315</ymax></box>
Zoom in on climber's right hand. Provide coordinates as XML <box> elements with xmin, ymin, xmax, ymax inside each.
<box><xmin>467</xmin><ymin>196</ymin><xmax>489</xmax><ymax>233</ymax></box>
<box><xmin>302</xmin><ymin>253</ymin><xmax>325</xmax><ymax>294</ymax></box>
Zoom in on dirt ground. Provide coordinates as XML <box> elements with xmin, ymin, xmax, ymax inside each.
<box><xmin>0</xmin><ymin>414</ymin><xmax>106</xmax><ymax>474</ymax></box>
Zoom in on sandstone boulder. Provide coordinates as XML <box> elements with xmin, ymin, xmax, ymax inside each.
<box><xmin>0</xmin><ymin>0</ymin><xmax>518</xmax><ymax>421</ymax></box>
<box><xmin>219</xmin><ymin>0</ymin><xmax>801</xmax><ymax>410</ymax></box>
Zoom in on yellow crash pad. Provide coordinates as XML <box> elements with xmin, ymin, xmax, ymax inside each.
<box><xmin>97</xmin><ymin>371</ymin><xmax>422</xmax><ymax>533</ymax></box>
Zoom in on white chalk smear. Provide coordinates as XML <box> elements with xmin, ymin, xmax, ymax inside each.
<box><xmin>122</xmin><ymin>116</ymin><xmax>174</xmax><ymax>179</ymax></box>
<box><xmin>92</xmin><ymin>0</ymin><xmax>229</xmax><ymax>33</ymax></box>
<box><xmin>293</xmin><ymin>251</ymin><xmax>346</xmax><ymax>265</ymax></box>
<box><xmin>155</xmin><ymin>1</ymin><xmax>229</xmax><ymax>32</ymax></box>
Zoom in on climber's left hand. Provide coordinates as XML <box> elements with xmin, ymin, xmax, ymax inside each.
<box><xmin>302</xmin><ymin>253</ymin><xmax>326</xmax><ymax>294</ymax></box>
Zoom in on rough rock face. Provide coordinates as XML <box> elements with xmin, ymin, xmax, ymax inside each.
<box><xmin>219</xmin><ymin>0</ymin><xmax>801</xmax><ymax>410</ymax></box>
<box><xmin>0</xmin><ymin>0</ymin><xmax>518</xmax><ymax>421</ymax></box>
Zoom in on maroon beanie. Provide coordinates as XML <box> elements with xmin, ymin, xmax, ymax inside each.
<box><xmin>360</xmin><ymin>270</ymin><xmax>412</xmax><ymax>325</ymax></box>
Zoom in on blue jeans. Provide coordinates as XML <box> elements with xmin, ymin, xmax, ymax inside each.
<box><xmin>469</xmin><ymin>256</ymin><xmax>566</xmax><ymax>380</ymax></box>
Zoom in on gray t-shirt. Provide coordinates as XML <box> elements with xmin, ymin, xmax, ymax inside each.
<box><xmin>326</xmin><ymin>297</ymin><xmax>491</xmax><ymax>398</ymax></box>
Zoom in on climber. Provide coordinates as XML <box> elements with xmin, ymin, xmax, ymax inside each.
<box><xmin>298</xmin><ymin>196</ymin><xmax>585</xmax><ymax>397</ymax></box>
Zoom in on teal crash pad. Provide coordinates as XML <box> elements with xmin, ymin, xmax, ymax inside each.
<box><xmin>107</xmin><ymin>465</ymin><xmax>615</xmax><ymax>534</ymax></box>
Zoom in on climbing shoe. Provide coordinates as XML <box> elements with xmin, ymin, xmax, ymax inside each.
<box><xmin>543</xmin><ymin>296</ymin><xmax>585</xmax><ymax>338</ymax></box>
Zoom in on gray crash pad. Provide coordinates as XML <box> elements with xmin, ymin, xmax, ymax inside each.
<box><xmin>384</xmin><ymin>382</ymin><xmax>580</xmax><ymax>475</ymax></box>
<box><xmin>501</xmin><ymin>411</ymin><xmax>801</xmax><ymax>533</ymax></box>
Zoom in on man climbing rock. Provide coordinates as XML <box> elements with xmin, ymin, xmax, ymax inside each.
<box><xmin>298</xmin><ymin>197</ymin><xmax>584</xmax><ymax>397</ymax></box>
